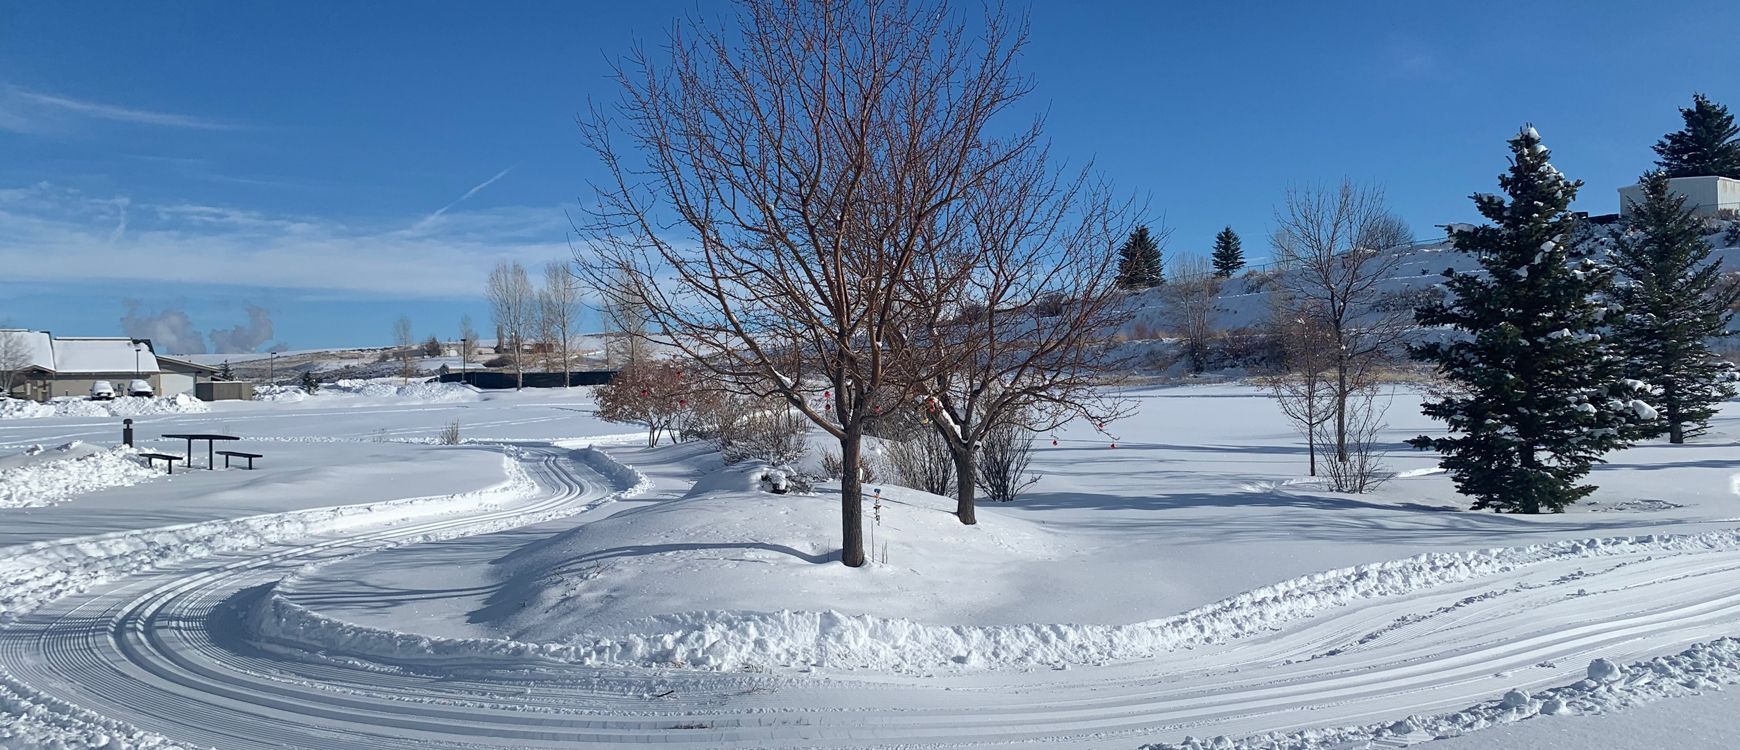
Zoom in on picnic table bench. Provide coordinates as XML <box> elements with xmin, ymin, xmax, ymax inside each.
<box><xmin>217</xmin><ymin>450</ymin><xmax>263</xmax><ymax>470</ymax></box>
<box><xmin>161</xmin><ymin>433</ymin><xmax>240</xmax><ymax>471</ymax></box>
<box><xmin>138</xmin><ymin>452</ymin><xmax>184</xmax><ymax>474</ymax></box>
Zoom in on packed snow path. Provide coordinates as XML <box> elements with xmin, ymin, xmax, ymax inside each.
<box><xmin>0</xmin><ymin>444</ymin><xmax>1735</xmax><ymax>748</ymax></box>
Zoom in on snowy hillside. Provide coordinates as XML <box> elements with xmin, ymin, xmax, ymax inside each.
<box><xmin>1117</xmin><ymin>219</ymin><xmax>1740</xmax><ymax>372</ymax></box>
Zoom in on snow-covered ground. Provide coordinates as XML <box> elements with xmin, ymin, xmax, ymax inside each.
<box><xmin>0</xmin><ymin>381</ymin><xmax>1734</xmax><ymax>749</ymax></box>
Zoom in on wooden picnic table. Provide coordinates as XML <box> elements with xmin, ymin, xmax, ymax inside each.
<box><xmin>160</xmin><ymin>433</ymin><xmax>240</xmax><ymax>471</ymax></box>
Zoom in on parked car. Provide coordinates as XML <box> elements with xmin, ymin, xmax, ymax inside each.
<box><xmin>89</xmin><ymin>381</ymin><xmax>117</xmax><ymax>401</ymax></box>
<box><xmin>127</xmin><ymin>379</ymin><xmax>155</xmax><ymax>397</ymax></box>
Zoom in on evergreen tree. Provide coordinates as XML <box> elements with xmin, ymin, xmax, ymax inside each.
<box><xmin>1211</xmin><ymin>226</ymin><xmax>1244</xmax><ymax>278</ymax></box>
<box><xmin>1409</xmin><ymin>125</ymin><xmax>1654</xmax><ymax>514</ymax></box>
<box><xmin>1115</xmin><ymin>225</ymin><xmax>1163</xmax><ymax>289</ymax></box>
<box><xmin>218</xmin><ymin>361</ymin><xmax>234</xmax><ymax>380</ymax></box>
<box><xmin>1653</xmin><ymin>94</ymin><xmax>1740</xmax><ymax>179</ymax></box>
<box><xmin>1609</xmin><ymin>171</ymin><xmax>1740</xmax><ymax>444</ymax></box>
<box><xmin>299</xmin><ymin>370</ymin><xmax>320</xmax><ymax>395</ymax></box>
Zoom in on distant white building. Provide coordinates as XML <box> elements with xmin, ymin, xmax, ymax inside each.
<box><xmin>1</xmin><ymin>330</ymin><xmax>218</xmax><ymax>401</ymax></box>
<box><xmin>1618</xmin><ymin>175</ymin><xmax>1740</xmax><ymax>218</ymax></box>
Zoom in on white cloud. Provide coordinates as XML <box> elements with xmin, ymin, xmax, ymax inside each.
<box><xmin>0</xmin><ymin>183</ymin><xmax>576</xmax><ymax>299</ymax></box>
<box><xmin>0</xmin><ymin>85</ymin><xmax>242</xmax><ymax>133</ymax></box>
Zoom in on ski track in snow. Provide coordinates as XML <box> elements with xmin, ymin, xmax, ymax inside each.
<box><xmin>0</xmin><ymin>444</ymin><xmax>1737</xmax><ymax>749</ymax></box>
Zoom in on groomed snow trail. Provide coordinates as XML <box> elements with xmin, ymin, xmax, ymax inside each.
<box><xmin>1</xmin><ymin>444</ymin><xmax>1736</xmax><ymax>749</ymax></box>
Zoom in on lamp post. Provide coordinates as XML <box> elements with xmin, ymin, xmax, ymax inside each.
<box><xmin>269</xmin><ymin>353</ymin><xmax>277</xmax><ymax>382</ymax></box>
<box><xmin>132</xmin><ymin>343</ymin><xmax>143</xmax><ymax>379</ymax></box>
<box><xmin>460</xmin><ymin>338</ymin><xmax>469</xmax><ymax>384</ymax></box>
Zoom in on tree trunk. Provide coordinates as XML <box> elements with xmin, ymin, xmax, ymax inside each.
<box><xmin>953</xmin><ymin>448</ymin><xmax>978</xmax><ymax>525</ymax></box>
<box><xmin>1666</xmin><ymin>389</ymin><xmax>1684</xmax><ymax>444</ymax></box>
<box><xmin>1307</xmin><ymin>430</ymin><xmax>1317</xmax><ymax>477</ymax></box>
<box><xmin>837</xmin><ymin>429</ymin><xmax>868</xmax><ymax>567</ymax></box>
<box><xmin>1334</xmin><ymin>361</ymin><xmax>1349</xmax><ymax>461</ymax></box>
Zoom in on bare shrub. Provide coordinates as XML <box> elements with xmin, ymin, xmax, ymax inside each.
<box><xmin>820</xmin><ymin>450</ymin><xmax>845</xmax><ymax>481</ymax></box>
<box><xmin>1316</xmin><ymin>385</ymin><xmax>1390</xmax><ymax>493</ymax></box>
<box><xmin>975</xmin><ymin>418</ymin><xmax>1039</xmax><ymax>503</ymax></box>
<box><xmin>714</xmin><ymin>397</ymin><xmax>809</xmax><ymax>466</ymax></box>
<box><xmin>882</xmin><ymin>428</ymin><xmax>957</xmax><ymax>497</ymax></box>
<box><xmin>438</xmin><ymin>420</ymin><xmax>462</xmax><ymax>445</ymax></box>
<box><xmin>483</xmin><ymin>355</ymin><xmax>514</xmax><ymax>368</ymax></box>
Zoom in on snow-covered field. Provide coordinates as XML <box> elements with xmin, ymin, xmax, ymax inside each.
<box><xmin>0</xmin><ymin>380</ymin><xmax>1734</xmax><ymax>749</ymax></box>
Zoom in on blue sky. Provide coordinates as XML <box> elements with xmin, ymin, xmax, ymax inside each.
<box><xmin>2</xmin><ymin>1</ymin><xmax>1736</xmax><ymax>353</ymax></box>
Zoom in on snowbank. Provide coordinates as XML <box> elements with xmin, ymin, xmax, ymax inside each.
<box><xmin>0</xmin><ymin>450</ymin><xmax>532</xmax><ymax>620</ymax></box>
<box><xmin>0</xmin><ymin>394</ymin><xmax>208</xmax><ymax>420</ymax></box>
<box><xmin>1146</xmin><ymin>637</ymin><xmax>1740</xmax><ymax>750</ymax></box>
<box><xmin>247</xmin><ymin>519</ymin><xmax>1740</xmax><ymax>674</ymax></box>
<box><xmin>0</xmin><ymin>442</ymin><xmax>163</xmax><ymax>508</ymax></box>
<box><xmin>254</xmin><ymin>378</ymin><xmax>479</xmax><ymax>404</ymax></box>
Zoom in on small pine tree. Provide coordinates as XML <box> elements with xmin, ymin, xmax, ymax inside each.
<box><xmin>218</xmin><ymin>361</ymin><xmax>234</xmax><ymax>380</ymax></box>
<box><xmin>1211</xmin><ymin>226</ymin><xmax>1244</xmax><ymax>278</ymax></box>
<box><xmin>1410</xmin><ymin>125</ymin><xmax>1653</xmax><ymax>514</ymax></box>
<box><xmin>299</xmin><ymin>370</ymin><xmax>320</xmax><ymax>395</ymax></box>
<box><xmin>1115</xmin><ymin>226</ymin><xmax>1164</xmax><ymax>289</ymax></box>
<box><xmin>1654</xmin><ymin>94</ymin><xmax>1740</xmax><ymax>179</ymax></box>
<box><xmin>1609</xmin><ymin>171</ymin><xmax>1740</xmax><ymax>444</ymax></box>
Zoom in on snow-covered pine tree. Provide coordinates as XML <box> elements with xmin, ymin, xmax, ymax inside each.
<box><xmin>1409</xmin><ymin>125</ymin><xmax>1654</xmax><ymax>514</ymax></box>
<box><xmin>1609</xmin><ymin>171</ymin><xmax>1740</xmax><ymax>444</ymax></box>
<box><xmin>1211</xmin><ymin>226</ymin><xmax>1244</xmax><ymax>278</ymax></box>
<box><xmin>299</xmin><ymin>369</ymin><xmax>320</xmax><ymax>395</ymax></box>
<box><xmin>1115</xmin><ymin>225</ymin><xmax>1163</xmax><ymax>289</ymax></box>
<box><xmin>1654</xmin><ymin>94</ymin><xmax>1740</xmax><ymax>180</ymax></box>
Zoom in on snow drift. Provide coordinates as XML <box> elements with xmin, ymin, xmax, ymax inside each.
<box><xmin>249</xmin><ymin>525</ymin><xmax>1740</xmax><ymax>674</ymax></box>
<box><xmin>0</xmin><ymin>442</ymin><xmax>164</xmax><ymax>508</ymax></box>
<box><xmin>0</xmin><ymin>394</ymin><xmax>208</xmax><ymax>420</ymax></box>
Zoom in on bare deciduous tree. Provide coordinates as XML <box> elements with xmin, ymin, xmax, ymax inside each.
<box><xmin>904</xmin><ymin>139</ymin><xmax>1134</xmax><ymax>525</ymax></box>
<box><xmin>1270</xmin><ymin>180</ymin><xmax>1411</xmax><ymax>469</ymax></box>
<box><xmin>1264</xmin><ymin>308</ymin><xmax>1337</xmax><ymax>476</ymax></box>
<box><xmin>0</xmin><ymin>330</ymin><xmax>32</xmax><ymax>399</ymax></box>
<box><xmin>1162</xmin><ymin>255</ymin><xmax>1220</xmax><ymax>374</ymax></box>
<box><xmin>539</xmin><ymin>261</ymin><xmax>581</xmax><ymax>385</ymax></box>
<box><xmin>601</xmin><ymin>285</ymin><xmax>649</xmax><ymax>370</ymax></box>
<box><xmin>485</xmin><ymin>260</ymin><xmax>534</xmax><ymax>389</ymax></box>
<box><xmin>576</xmin><ymin>0</ymin><xmax>1039</xmax><ymax>566</ymax></box>
<box><xmin>458</xmin><ymin>314</ymin><xmax>478</xmax><ymax>358</ymax></box>
<box><xmin>392</xmin><ymin>316</ymin><xmax>415</xmax><ymax>377</ymax></box>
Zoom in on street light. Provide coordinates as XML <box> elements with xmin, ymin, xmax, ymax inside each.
<box><xmin>460</xmin><ymin>337</ymin><xmax>469</xmax><ymax>384</ymax></box>
<box><xmin>269</xmin><ymin>353</ymin><xmax>277</xmax><ymax>382</ymax></box>
<box><xmin>132</xmin><ymin>342</ymin><xmax>143</xmax><ymax>379</ymax></box>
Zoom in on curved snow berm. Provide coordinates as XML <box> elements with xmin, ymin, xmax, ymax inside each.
<box><xmin>249</xmin><ymin>527</ymin><xmax>1740</xmax><ymax>674</ymax></box>
<box><xmin>1145</xmin><ymin>638</ymin><xmax>1740</xmax><ymax>750</ymax></box>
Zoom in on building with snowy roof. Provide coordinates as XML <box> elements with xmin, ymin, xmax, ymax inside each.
<box><xmin>1618</xmin><ymin>175</ymin><xmax>1740</xmax><ymax>218</ymax></box>
<box><xmin>1</xmin><ymin>330</ymin><xmax>219</xmax><ymax>401</ymax></box>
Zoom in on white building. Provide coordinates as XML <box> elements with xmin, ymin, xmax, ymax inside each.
<box><xmin>2</xmin><ymin>330</ymin><xmax>218</xmax><ymax>400</ymax></box>
<box><xmin>1618</xmin><ymin>175</ymin><xmax>1740</xmax><ymax>218</ymax></box>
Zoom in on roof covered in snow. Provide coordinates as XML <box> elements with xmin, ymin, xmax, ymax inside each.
<box><xmin>1</xmin><ymin>331</ymin><xmax>160</xmax><ymax>375</ymax></box>
<box><xmin>2</xmin><ymin>330</ymin><xmax>55</xmax><ymax>372</ymax></box>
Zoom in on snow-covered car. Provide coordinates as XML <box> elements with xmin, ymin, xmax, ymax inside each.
<box><xmin>89</xmin><ymin>381</ymin><xmax>117</xmax><ymax>400</ymax></box>
<box><xmin>126</xmin><ymin>379</ymin><xmax>155</xmax><ymax>397</ymax></box>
